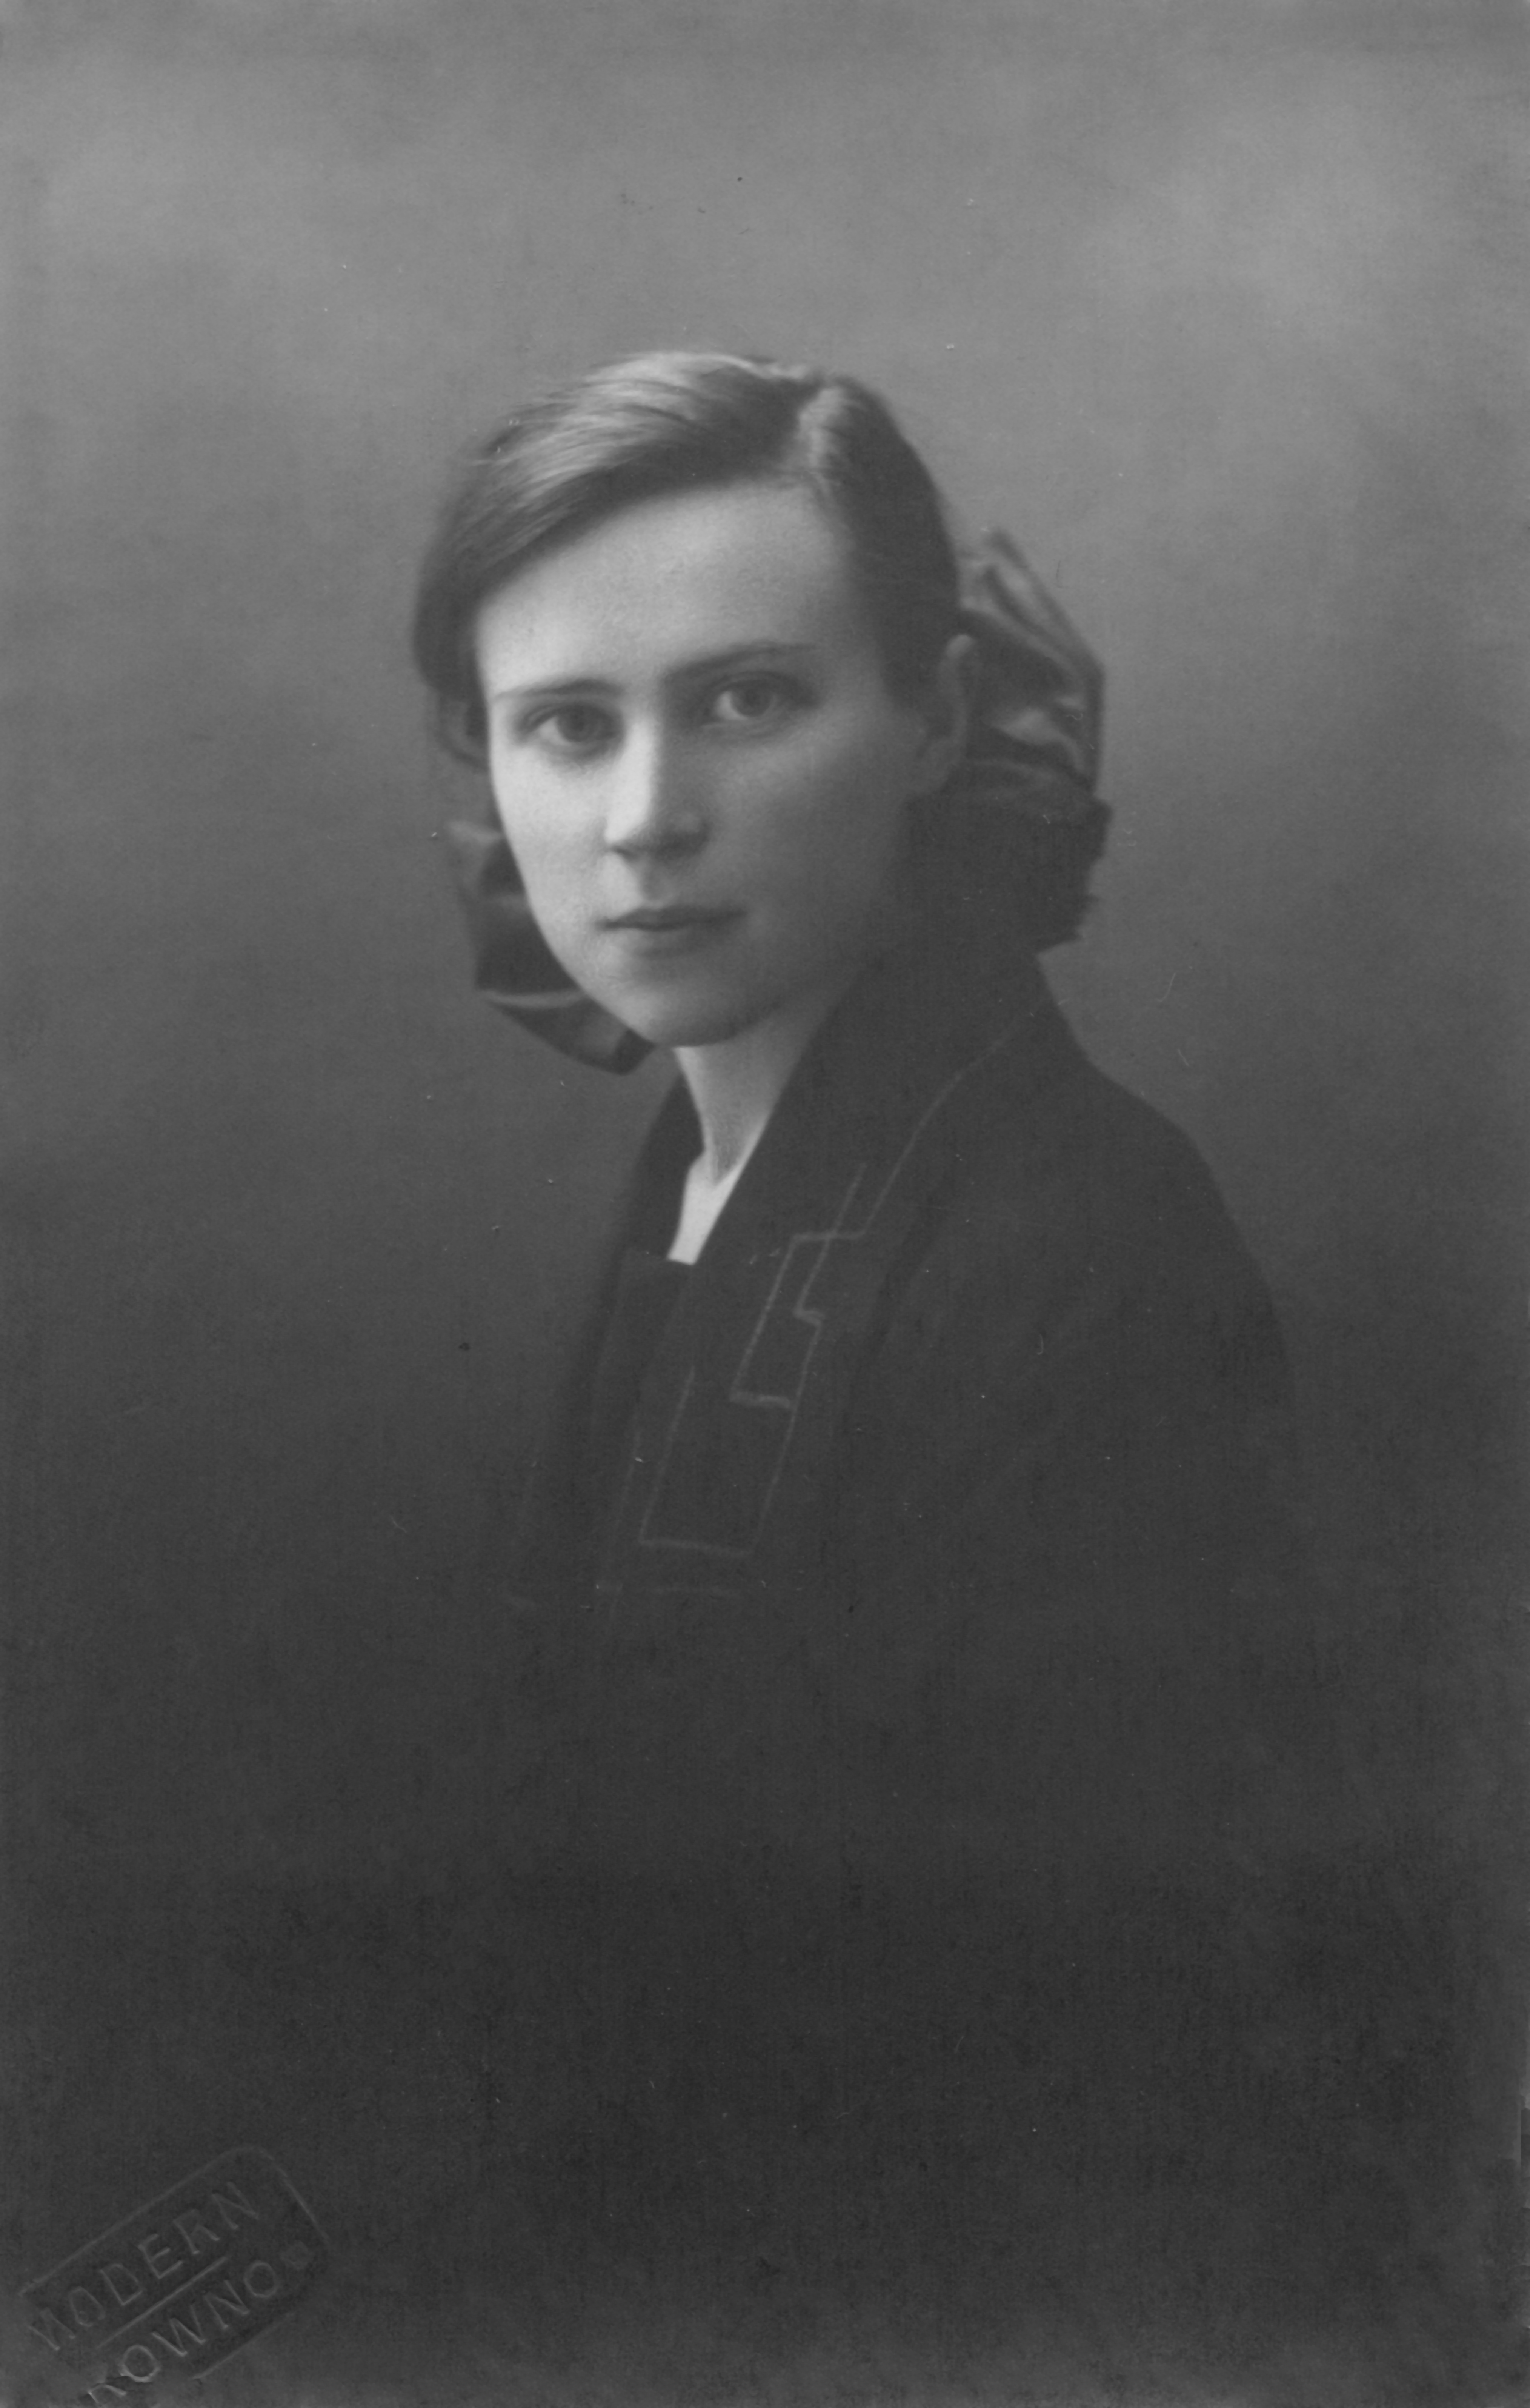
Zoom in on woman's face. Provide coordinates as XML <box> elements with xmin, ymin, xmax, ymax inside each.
<box><xmin>475</xmin><ymin>482</ymin><xmax>964</xmax><ymax>1054</ymax></box>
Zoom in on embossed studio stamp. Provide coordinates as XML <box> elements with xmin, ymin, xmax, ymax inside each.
<box><xmin>22</xmin><ymin>2146</ymin><xmax>327</xmax><ymax>2399</ymax></box>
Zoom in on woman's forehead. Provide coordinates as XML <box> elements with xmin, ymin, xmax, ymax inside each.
<box><xmin>475</xmin><ymin>482</ymin><xmax>875</xmax><ymax>694</ymax></box>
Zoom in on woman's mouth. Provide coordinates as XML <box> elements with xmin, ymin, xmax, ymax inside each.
<box><xmin>605</xmin><ymin>906</ymin><xmax>743</xmax><ymax>954</ymax></box>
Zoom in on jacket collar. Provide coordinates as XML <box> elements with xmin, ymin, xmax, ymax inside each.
<box><xmin>583</xmin><ymin>902</ymin><xmax>1077</xmax><ymax>1608</ymax></box>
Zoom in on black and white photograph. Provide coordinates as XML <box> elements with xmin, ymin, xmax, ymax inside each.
<box><xmin>3</xmin><ymin>3</ymin><xmax>1525</xmax><ymax>2401</ymax></box>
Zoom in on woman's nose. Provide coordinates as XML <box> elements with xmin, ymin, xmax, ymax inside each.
<box><xmin>602</xmin><ymin>728</ymin><xmax>706</xmax><ymax>857</ymax></box>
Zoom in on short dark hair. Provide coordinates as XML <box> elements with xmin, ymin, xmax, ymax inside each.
<box><xmin>410</xmin><ymin>350</ymin><xmax>960</xmax><ymax>764</ymax></box>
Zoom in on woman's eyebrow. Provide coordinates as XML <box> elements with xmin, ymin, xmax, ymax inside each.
<box><xmin>491</xmin><ymin>641</ymin><xmax>818</xmax><ymax>707</ymax></box>
<box><xmin>670</xmin><ymin>641</ymin><xmax>818</xmax><ymax>682</ymax></box>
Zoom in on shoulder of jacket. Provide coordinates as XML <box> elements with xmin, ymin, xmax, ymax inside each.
<box><xmin>903</xmin><ymin>1046</ymin><xmax>1275</xmax><ymax>1355</ymax></box>
<box><xmin>958</xmin><ymin>1039</ymin><xmax>1228</xmax><ymax>1219</ymax></box>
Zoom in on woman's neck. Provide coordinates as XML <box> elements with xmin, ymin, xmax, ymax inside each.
<box><xmin>666</xmin><ymin>1000</ymin><xmax>827</xmax><ymax>1266</ymax></box>
<box><xmin>675</xmin><ymin>1002</ymin><xmax>824</xmax><ymax>1189</ymax></box>
<box><xmin>667</xmin><ymin>900</ymin><xmax>918</xmax><ymax>1260</ymax></box>
<box><xmin>672</xmin><ymin>983</ymin><xmax>838</xmax><ymax>1189</ymax></box>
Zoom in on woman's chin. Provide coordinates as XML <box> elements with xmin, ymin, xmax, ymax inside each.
<box><xmin>593</xmin><ymin>963</ymin><xmax>860</xmax><ymax>1061</ymax></box>
<box><xmin>601</xmin><ymin>993</ymin><xmax>775</xmax><ymax>1054</ymax></box>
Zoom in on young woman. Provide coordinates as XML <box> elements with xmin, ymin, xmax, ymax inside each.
<box><xmin>412</xmin><ymin>352</ymin><xmax>1296</xmax><ymax>2263</ymax></box>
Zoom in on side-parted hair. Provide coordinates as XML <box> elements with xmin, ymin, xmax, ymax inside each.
<box><xmin>411</xmin><ymin>351</ymin><xmax>960</xmax><ymax>763</ymax></box>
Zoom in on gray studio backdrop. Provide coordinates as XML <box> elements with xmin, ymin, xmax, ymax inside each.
<box><xmin>4</xmin><ymin>0</ymin><xmax>1524</xmax><ymax>2256</ymax></box>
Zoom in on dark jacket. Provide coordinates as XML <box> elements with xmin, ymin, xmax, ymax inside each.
<box><xmin>502</xmin><ymin>891</ymin><xmax>1294</xmax><ymax>1917</ymax></box>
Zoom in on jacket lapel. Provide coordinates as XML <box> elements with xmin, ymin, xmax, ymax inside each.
<box><xmin>591</xmin><ymin>918</ymin><xmax>1076</xmax><ymax>1610</ymax></box>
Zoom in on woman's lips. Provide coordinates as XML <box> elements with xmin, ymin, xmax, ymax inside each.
<box><xmin>605</xmin><ymin>906</ymin><xmax>743</xmax><ymax>955</ymax></box>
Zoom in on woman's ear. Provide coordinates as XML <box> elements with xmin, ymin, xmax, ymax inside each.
<box><xmin>909</xmin><ymin>631</ymin><xmax>977</xmax><ymax>795</ymax></box>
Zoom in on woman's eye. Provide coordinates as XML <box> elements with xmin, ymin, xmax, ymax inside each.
<box><xmin>524</xmin><ymin>703</ymin><xmax>614</xmax><ymax>755</ymax></box>
<box><xmin>707</xmin><ymin>676</ymin><xmax>798</xmax><ymax>729</ymax></box>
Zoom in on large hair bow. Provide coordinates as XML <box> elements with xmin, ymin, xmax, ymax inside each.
<box><xmin>441</xmin><ymin>529</ymin><xmax>1104</xmax><ymax>1072</ymax></box>
<box><xmin>958</xmin><ymin>527</ymin><xmax>1101</xmax><ymax>799</ymax></box>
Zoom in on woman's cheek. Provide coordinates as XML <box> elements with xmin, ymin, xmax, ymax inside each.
<box><xmin>497</xmin><ymin>779</ymin><xmax>581</xmax><ymax>887</ymax></box>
